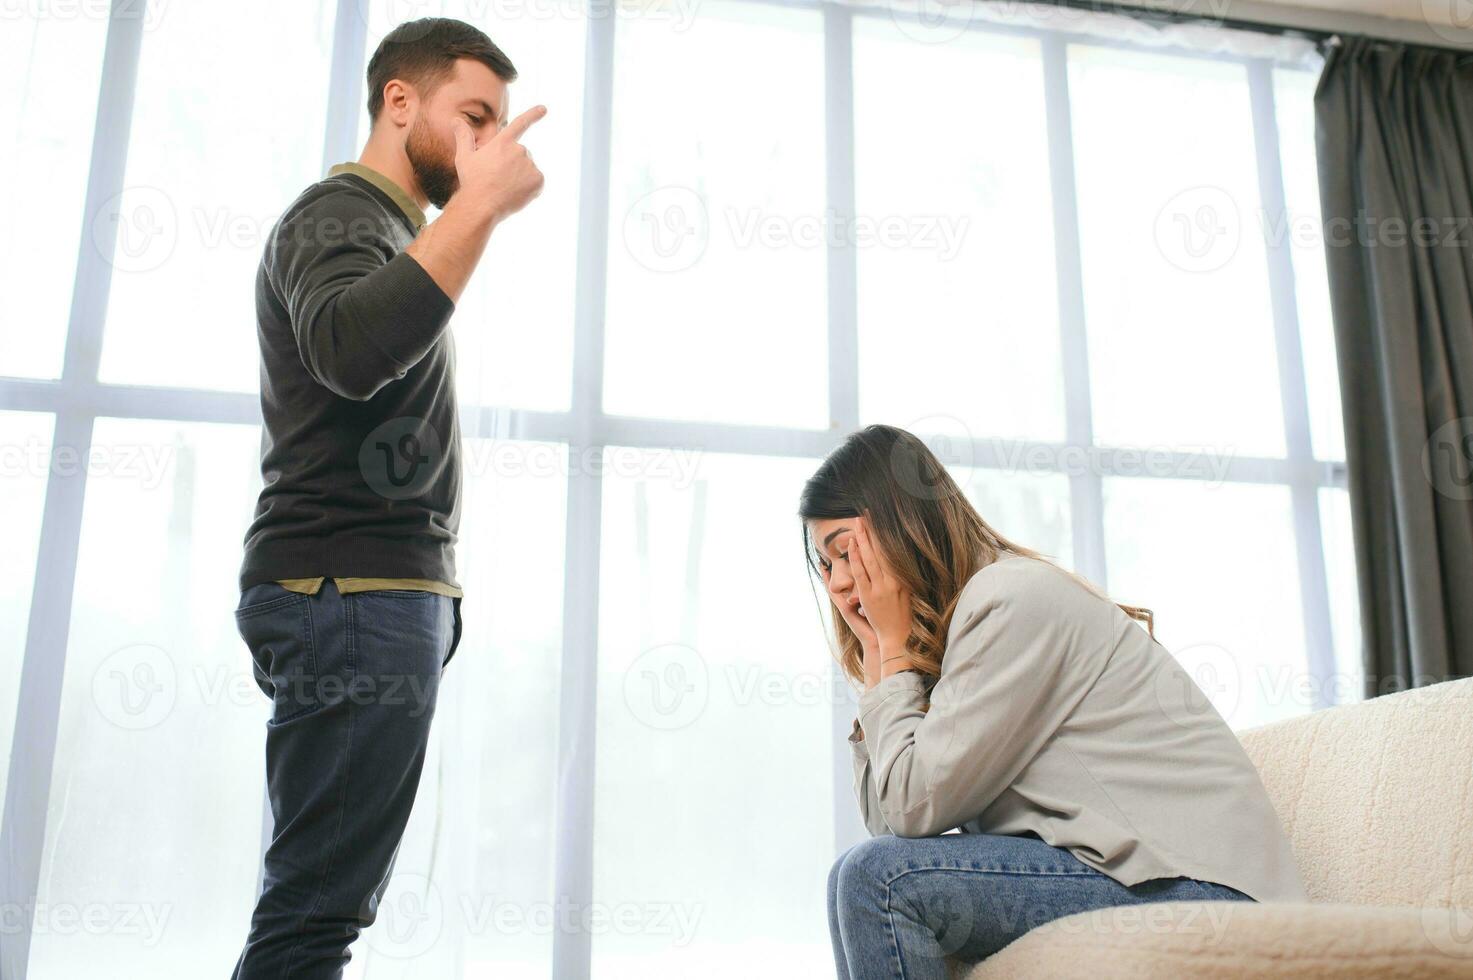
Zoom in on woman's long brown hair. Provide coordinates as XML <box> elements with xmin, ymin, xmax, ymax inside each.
<box><xmin>799</xmin><ymin>424</ymin><xmax>1153</xmax><ymax>690</ymax></box>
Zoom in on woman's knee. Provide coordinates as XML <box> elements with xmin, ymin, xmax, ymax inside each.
<box><xmin>828</xmin><ymin>846</ymin><xmax>850</xmax><ymax>906</ymax></box>
<box><xmin>832</xmin><ymin>836</ymin><xmax>914</xmax><ymax>909</ymax></box>
<box><xmin>828</xmin><ymin>840</ymin><xmax>874</xmax><ymax>901</ymax></box>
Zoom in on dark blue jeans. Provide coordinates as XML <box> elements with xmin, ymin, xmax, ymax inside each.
<box><xmin>230</xmin><ymin>579</ymin><xmax>462</xmax><ymax>979</ymax></box>
<box><xmin>827</xmin><ymin>832</ymin><xmax>1254</xmax><ymax>979</ymax></box>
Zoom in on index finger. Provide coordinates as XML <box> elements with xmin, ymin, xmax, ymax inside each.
<box><xmin>499</xmin><ymin>104</ymin><xmax>547</xmax><ymax>143</ymax></box>
<box><xmin>853</xmin><ymin>516</ymin><xmax>886</xmax><ymax>582</ymax></box>
<box><xmin>847</xmin><ymin>521</ymin><xmax>872</xmax><ymax>588</ymax></box>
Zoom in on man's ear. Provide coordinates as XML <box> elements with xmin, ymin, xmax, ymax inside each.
<box><xmin>379</xmin><ymin>78</ymin><xmax>416</xmax><ymax>129</ymax></box>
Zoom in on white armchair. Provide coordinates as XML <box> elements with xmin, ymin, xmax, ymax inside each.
<box><xmin>951</xmin><ymin>677</ymin><xmax>1473</xmax><ymax>978</ymax></box>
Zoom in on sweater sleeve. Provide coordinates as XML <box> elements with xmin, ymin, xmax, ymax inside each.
<box><xmin>267</xmin><ymin>188</ymin><xmax>455</xmax><ymax>401</ymax></box>
<box><xmin>856</xmin><ymin>563</ymin><xmax>1096</xmax><ymax>838</ymax></box>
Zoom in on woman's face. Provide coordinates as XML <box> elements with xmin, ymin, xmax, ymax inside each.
<box><xmin>808</xmin><ymin>517</ymin><xmax>867</xmax><ymax>622</ymax></box>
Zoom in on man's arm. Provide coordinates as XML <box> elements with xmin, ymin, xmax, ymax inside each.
<box><xmin>270</xmin><ymin>105</ymin><xmax>547</xmax><ymax>402</ymax></box>
<box><xmin>272</xmin><ymin>205</ymin><xmax>456</xmax><ymax>402</ymax></box>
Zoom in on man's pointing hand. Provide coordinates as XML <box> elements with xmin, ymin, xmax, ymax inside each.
<box><xmin>451</xmin><ymin>104</ymin><xmax>547</xmax><ymax>223</ymax></box>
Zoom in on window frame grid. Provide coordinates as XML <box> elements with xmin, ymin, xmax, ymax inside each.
<box><xmin>0</xmin><ymin>3</ymin><xmax>148</xmax><ymax>976</ymax></box>
<box><xmin>0</xmin><ymin>2</ymin><xmax>1347</xmax><ymax>978</ymax></box>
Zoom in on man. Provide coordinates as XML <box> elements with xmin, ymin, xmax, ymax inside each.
<box><xmin>231</xmin><ymin>17</ymin><xmax>544</xmax><ymax>977</ymax></box>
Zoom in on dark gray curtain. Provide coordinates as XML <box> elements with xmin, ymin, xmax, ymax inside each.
<box><xmin>1315</xmin><ymin>36</ymin><xmax>1473</xmax><ymax>696</ymax></box>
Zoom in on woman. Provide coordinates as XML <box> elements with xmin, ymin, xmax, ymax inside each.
<box><xmin>800</xmin><ymin>425</ymin><xmax>1305</xmax><ymax>979</ymax></box>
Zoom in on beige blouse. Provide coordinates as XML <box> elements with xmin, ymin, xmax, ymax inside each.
<box><xmin>849</xmin><ymin>552</ymin><xmax>1307</xmax><ymax>904</ymax></box>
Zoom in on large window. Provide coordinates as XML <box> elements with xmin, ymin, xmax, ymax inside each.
<box><xmin>1</xmin><ymin>2</ymin><xmax>1354</xmax><ymax>978</ymax></box>
<box><xmin>94</xmin><ymin>1</ymin><xmax>337</xmax><ymax>392</ymax></box>
<box><xmin>0</xmin><ymin>11</ymin><xmax>107</xmax><ymax>378</ymax></box>
<box><xmin>354</xmin><ymin>0</ymin><xmax>587</xmax><ymax>412</ymax></box>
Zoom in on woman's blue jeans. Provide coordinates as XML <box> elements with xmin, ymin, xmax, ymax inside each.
<box><xmin>827</xmin><ymin>831</ymin><xmax>1254</xmax><ymax>979</ymax></box>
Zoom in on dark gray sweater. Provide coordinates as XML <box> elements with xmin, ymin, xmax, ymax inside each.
<box><xmin>239</xmin><ymin>169</ymin><xmax>461</xmax><ymax>591</ymax></box>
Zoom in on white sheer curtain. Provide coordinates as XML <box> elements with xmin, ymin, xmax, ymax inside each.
<box><xmin>841</xmin><ymin>0</ymin><xmax>1322</xmax><ymax>64</ymax></box>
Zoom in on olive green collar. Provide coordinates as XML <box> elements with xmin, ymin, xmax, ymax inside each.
<box><xmin>327</xmin><ymin>161</ymin><xmax>427</xmax><ymax>231</ymax></box>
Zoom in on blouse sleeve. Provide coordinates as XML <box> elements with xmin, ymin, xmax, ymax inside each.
<box><xmin>847</xmin><ymin>718</ymin><xmax>894</xmax><ymax>837</ymax></box>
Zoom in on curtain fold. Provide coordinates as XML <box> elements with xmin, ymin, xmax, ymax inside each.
<box><xmin>1315</xmin><ymin>36</ymin><xmax>1473</xmax><ymax>695</ymax></box>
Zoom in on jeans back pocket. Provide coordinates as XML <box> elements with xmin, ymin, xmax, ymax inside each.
<box><xmin>234</xmin><ymin>590</ymin><xmax>318</xmax><ymax>724</ymax></box>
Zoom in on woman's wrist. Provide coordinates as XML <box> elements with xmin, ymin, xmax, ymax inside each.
<box><xmin>878</xmin><ymin>643</ymin><xmax>920</xmax><ymax>680</ymax></box>
<box><xmin>877</xmin><ymin>635</ymin><xmax>909</xmax><ymax>663</ymax></box>
<box><xmin>864</xmin><ymin>638</ymin><xmax>913</xmax><ymax>688</ymax></box>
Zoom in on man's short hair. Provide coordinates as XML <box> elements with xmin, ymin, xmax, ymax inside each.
<box><xmin>365</xmin><ymin>18</ymin><xmax>517</xmax><ymax>125</ymax></box>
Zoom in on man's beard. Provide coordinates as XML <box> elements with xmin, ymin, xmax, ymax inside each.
<box><xmin>405</xmin><ymin>116</ymin><xmax>459</xmax><ymax>210</ymax></box>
